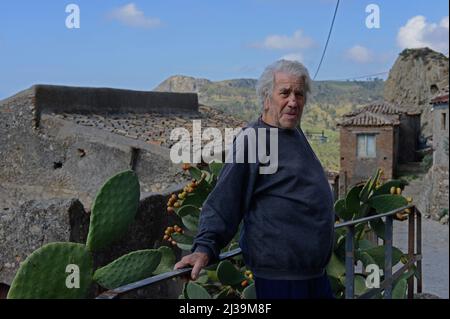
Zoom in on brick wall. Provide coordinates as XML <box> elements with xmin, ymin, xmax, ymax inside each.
<box><xmin>339</xmin><ymin>125</ymin><xmax>395</xmax><ymax>195</ymax></box>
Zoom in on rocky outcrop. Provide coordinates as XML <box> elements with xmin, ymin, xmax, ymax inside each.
<box><xmin>383</xmin><ymin>48</ymin><xmax>449</xmax><ymax>137</ymax></box>
<box><xmin>154</xmin><ymin>75</ymin><xmax>212</xmax><ymax>93</ymax></box>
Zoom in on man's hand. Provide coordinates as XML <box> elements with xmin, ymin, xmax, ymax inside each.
<box><xmin>174</xmin><ymin>252</ymin><xmax>210</xmax><ymax>281</ymax></box>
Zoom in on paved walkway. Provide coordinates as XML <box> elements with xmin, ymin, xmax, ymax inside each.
<box><xmin>394</xmin><ymin>217</ymin><xmax>449</xmax><ymax>299</ymax></box>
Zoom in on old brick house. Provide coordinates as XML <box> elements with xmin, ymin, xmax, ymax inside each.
<box><xmin>337</xmin><ymin>103</ymin><xmax>421</xmax><ymax>196</ymax></box>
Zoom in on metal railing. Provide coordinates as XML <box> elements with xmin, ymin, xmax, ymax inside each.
<box><xmin>335</xmin><ymin>204</ymin><xmax>422</xmax><ymax>299</ymax></box>
<box><xmin>96</xmin><ymin>205</ymin><xmax>422</xmax><ymax>299</ymax></box>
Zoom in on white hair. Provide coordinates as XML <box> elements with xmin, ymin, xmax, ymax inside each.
<box><xmin>256</xmin><ymin>59</ymin><xmax>312</xmax><ymax>111</ymax></box>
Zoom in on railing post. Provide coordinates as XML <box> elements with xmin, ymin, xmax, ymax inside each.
<box><xmin>407</xmin><ymin>208</ymin><xmax>415</xmax><ymax>299</ymax></box>
<box><xmin>416</xmin><ymin>208</ymin><xmax>423</xmax><ymax>293</ymax></box>
<box><xmin>384</xmin><ymin>215</ymin><xmax>393</xmax><ymax>298</ymax></box>
<box><xmin>345</xmin><ymin>225</ymin><xmax>355</xmax><ymax>299</ymax></box>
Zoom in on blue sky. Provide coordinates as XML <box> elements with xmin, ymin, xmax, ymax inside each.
<box><xmin>0</xmin><ymin>0</ymin><xmax>448</xmax><ymax>99</ymax></box>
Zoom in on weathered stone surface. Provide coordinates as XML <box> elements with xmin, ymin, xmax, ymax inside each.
<box><xmin>0</xmin><ymin>185</ymin><xmax>186</xmax><ymax>298</ymax></box>
<box><xmin>384</xmin><ymin>48</ymin><xmax>449</xmax><ymax>138</ymax></box>
<box><xmin>0</xmin><ymin>198</ymin><xmax>89</xmax><ymax>285</ymax></box>
<box><xmin>0</xmin><ymin>99</ymin><xmax>187</xmax><ymax>210</ymax></box>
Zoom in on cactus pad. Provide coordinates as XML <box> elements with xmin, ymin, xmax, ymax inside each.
<box><xmin>153</xmin><ymin>246</ymin><xmax>176</xmax><ymax>275</ymax></box>
<box><xmin>216</xmin><ymin>260</ymin><xmax>246</xmax><ymax>286</ymax></box>
<box><xmin>186</xmin><ymin>282</ymin><xmax>211</xmax><ymax>299</ymax></box>
<box><xmin>368</xmin><ymin>194</ymin><xmax>408</xmax><ymax>214</ymax></box>
<box><xmin>86</xmin><ymin>170</ymin><xmax>140</xmax><ymax>252</ymax></box>
<box><xmin>93</xmin><ymin>249</ymin><xmax>161</xmax><ymax>289</ymax></box>
<box><xmin>7</xmin><ymin>242</ymin><xmax>93</xmax><ymax>299</ymax></box>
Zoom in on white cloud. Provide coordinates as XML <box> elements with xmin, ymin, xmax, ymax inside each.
<box><xmin>107</xmin><ymin>3</ymin><xmax>161</xmax><ymax>29</ymax></box>
<box><xmin>397</xmin><ymin>15</ymin><xmax>449</xmax><ymax>53</ymax></box>
<box><xmin>252</xmin><ymin>29</ymin><xmax>314</xmax><ymax>50</ymax></box>
<box><xmin>346</xmin><ymin>45</ymin><xmax>373</xmax><ymax>63</ymax></box>
<box><xmin>281</xmin><ymin>53</ymin><xmax>304</xmax><ymax>62</ymax></box>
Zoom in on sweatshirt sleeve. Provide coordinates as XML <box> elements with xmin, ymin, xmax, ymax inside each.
<box><xmin>191</xmin><ymin>134</ymin><xmax>258</xmax><ymax>262</ymax></box>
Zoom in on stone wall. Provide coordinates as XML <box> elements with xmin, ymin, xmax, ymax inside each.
<box><xmin>433</xmin><ymin>104</ymin><xmax>449</xmax><ymax>167</ymax></box>
<box><xmin>34</xmin><ymin>84</ymin><xmax>198</xmax><ymax>118</ymax></box>
<box><xmin>0</xmin><ymin>88</ymin><xmax>188</xmax><ymax>210</ymax></box>
<box><xmin>0</xmin><ymin>187</ymin><xmax>186</xmax><ymax>298</ymax></box>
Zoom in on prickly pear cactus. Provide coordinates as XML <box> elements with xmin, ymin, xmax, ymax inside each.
<box><xmin>217</xmin><ymin>260</ymin><xmax>247</xmax><ymax>287</ymax></box>
<box><xmin>93</xmin><ymin>249</ymin><xmax>162</xmax><ymax>289</ymax></box>
<box><xmin>86</xmin><ymin>170</ymin><xmax>140</xmax><ymax>252</ymax></box>
<box><xmin>153</xmin><ymin>246</ymin><xmax>176</xmax><ymax>275</ymax></box>
<box><xmin>185</xmin><ymin>282</ymin><xmax>212</xmax><ymax>299</ymax></box>
<box><xmin>7</xmin><ymin>243</ymin><xmax>93</xmax><ymax>299</ymax></box>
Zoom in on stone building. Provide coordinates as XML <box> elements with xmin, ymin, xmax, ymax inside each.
<box><xmin>431</xmin><ymin>86</ymin><xmax>449</xmax><ymax>168</ymax></box>
<box><xmin>428</xmin><ymin>87</ymin><xmax>449</xmax><ymax>220</ymax></box>
<box><xmin>337</xmin><ymin>102</ymin><xmax>421</xmax><ymax>195</ymax></box>
<box><xmin>0</xmin><ymin>84</ymin><xmax>246</xmax><ymax>296</ymax></box>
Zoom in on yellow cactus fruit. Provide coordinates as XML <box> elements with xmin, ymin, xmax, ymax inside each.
<box><xmin>390</xmin><ymin>186</ymin><xmax>396</xmax><ymax>194</ymax></box>
<box><xmin>174</xmin><ymin>202</ymin><xmax>181</xmax><ymax>208</ymax></box>
<box><xmin>406</xmin><ymin>197</ymin><xmax>413</xmax><ymax>203</ymax></box>
<box><xmin>400</xmin><ymin>255</ymin><xmax>408</xmax><ymax>264</ymax></box>
<box><xmin>396</xmin><ymin>187</ymin><xmax>402</xmax><ymax>195</ymax></box>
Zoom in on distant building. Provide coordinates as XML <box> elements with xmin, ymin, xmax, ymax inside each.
<box><xmin>337</xmin><ymin>102</ymin><xmax>421</xmax><ymax>196</ymax></box>
<box><xmin>430</xmin><ymin>86</ymin><xmax>449</xmax><ymax>168</ymax></box>
<box><xmin>423</xmin><ymin>85</ymin><xmax>449</xmax><ymax>220</ymax></box>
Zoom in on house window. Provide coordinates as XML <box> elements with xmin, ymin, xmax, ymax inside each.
<box><xmin>441</xmin><ymin>112</ymin><xmax>447</xmax><ymax>131</ymax></box>
<box><xmin>357</xmin><ymin>134</ymin><xmax>376</xmax><ymax>158</ymax></box>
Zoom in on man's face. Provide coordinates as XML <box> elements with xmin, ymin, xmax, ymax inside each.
<box><xmin>262</xmin><ymin>71</ymin><xmax>306</xmax><ymax>129</ymax></box>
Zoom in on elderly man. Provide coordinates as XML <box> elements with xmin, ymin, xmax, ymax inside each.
<box><xmin>174</xmin><ymin>60</ymin><xmax>335</xmax><ymax>299</ymax></box>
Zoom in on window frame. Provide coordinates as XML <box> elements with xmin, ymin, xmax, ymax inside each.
<box><xmin>356</xmin><ymin>133</ymin><xmax>377</xmax><ymax>159</ymax></box>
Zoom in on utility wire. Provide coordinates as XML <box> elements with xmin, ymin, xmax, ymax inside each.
<box><xmin>312</xmin><ymin>0</ymin><xmax>340</xmax><ymax>80</ymax></box>
<box><xmin>319</xmin><ymin>71</ymin><xmax>389</xmax><ymax>81</ymax></box>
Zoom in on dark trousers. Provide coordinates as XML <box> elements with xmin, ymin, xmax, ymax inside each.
<box><xmin>254</xmin><ymin>273</ymin><xmax>334</xmax><ymax>299</ymax></box>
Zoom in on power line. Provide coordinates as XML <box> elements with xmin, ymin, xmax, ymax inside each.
<box><xmin>319</xmin><ymin>71</ymin><xmax>389</xmax><ymax>81</ymax></box>
<box><xmin>312</xmin><ymin>0</ymin><xmax>340</xmax><ymax>80</ymax></box>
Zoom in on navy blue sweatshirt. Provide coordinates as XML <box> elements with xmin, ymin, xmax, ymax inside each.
<box><xmin>192</xmin><ymin>117</ymin><xmax>335</xmax><ymax>280</ymax></box>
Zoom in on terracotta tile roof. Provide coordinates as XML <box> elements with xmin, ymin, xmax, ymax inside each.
<box><xmin>343</xmin><ymin>102</ymin><xmax>404</xmax><ymax>117</ymax></box>
<box><xmin>337</xmin><ymin>111</ymin><xmax>400</xmax><ymax>127</ymax></box>
<box><xmin>430</xmin><ymin>86</ymin><xmax>449</xmax><ymax>105</ymax></box>
<box><xmin>56</xmin><ymin>105</ymin><xmax>248</xmax><ymax>148</ymax></box>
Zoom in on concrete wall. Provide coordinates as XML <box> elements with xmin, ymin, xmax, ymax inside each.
<box><xmin>33</xmin><ymin>84</ymin><xmax>199</xmax><ymax>118</ymax></box>
<box><xmin>339</xmin><ymin>125</ymin><xmax>395</xmax><ymax>193</ymax></box>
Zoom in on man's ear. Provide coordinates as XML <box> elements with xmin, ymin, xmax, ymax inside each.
<box><xmin>263</xmin><ymin>96</ymin><xmax>270</xmax><ymax>112</ymax></box>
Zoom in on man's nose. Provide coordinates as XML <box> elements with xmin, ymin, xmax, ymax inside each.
<box><xmin>287</xmin><ymin>93</ymin><xmax>298</xmax><ymax>106</ymax></box>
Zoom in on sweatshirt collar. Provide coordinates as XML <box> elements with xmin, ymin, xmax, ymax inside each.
<box><xmin>258</xmin><ymin>116</ymin><xmax>300</xmax><ymax>135</ymax></box>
